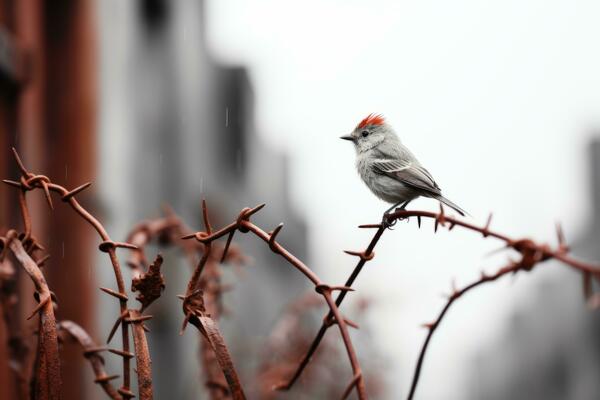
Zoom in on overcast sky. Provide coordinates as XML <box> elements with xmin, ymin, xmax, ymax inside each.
<box><xmin>206</xmin><ymin>1</ymin><xmax>600</xmax><ymax>398</ymax></box>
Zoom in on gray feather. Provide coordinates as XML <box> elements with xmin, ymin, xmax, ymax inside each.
<box><xmin>372</xmin><ymin>159</ymin><xmax>441</xmax><ymax>196</ymax></box>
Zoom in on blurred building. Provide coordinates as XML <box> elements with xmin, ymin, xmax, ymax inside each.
<box><xmin>0</xmin><ymin>2</ymin><xmax>97</xmax><ymax>399</ymax></box>
<box><xmin>98</xmin><ymin>0</ymin><xmax>307</xmax><ymax>398</ymax></box>
<box><xmin>468</xmin><ymin>141</ymin><xmax>600</xmax><ymax>400</ymax></box>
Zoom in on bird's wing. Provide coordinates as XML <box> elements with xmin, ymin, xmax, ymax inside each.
<box><xmin>372</xmin><ymin>159</ymin><xmax>442</xmax><ymax>195</ymax></box>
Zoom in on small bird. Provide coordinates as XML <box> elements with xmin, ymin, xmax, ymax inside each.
<box><xmin>340</xmin><ymin>113</ymin><xmax>467</xmax><ymax>218</ymax></box>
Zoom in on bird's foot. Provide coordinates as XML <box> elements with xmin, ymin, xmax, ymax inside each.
<box><xmin>381</xmin><ymin>213</ymin><xmax>397</xmax><ymax>229</ymax></box>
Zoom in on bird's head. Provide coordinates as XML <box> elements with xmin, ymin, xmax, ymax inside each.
<box><xmin>340</xmin><ymin>113</ymin><xmax>397</xmax><ymax>153</ymax></box>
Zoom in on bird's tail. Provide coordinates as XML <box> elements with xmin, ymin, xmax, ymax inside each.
<box><xmin>434</xmin><ymin>195</ymin><xmax>468</xmax><ymax>217</ymax></box>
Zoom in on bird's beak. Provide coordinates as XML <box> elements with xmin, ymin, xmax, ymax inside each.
<box><xmin>340</xmin><ymin>134</ymin><xmax>355</xmax><ymax>143</ymax></box>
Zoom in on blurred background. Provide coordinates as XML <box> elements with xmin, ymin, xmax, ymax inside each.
<box><xmin>1</xmin><ymin>0</ymin><xmax>600</xmax><ymax>399</ymax></box>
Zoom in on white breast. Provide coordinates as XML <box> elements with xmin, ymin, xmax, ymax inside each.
<box><xmin>355</xmin><ymin>152</ymin><xmax>418</xmax><ymax>204</ymax></box>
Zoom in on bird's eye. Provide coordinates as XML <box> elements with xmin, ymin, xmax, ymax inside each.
<box><xmin>361</xmin><ymin>130</ymin><xmax>369</xmax><ymax>137</ymax></box>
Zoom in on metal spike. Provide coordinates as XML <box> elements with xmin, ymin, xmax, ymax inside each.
<box><xmin>2</xmin><ymin>179</ymin><xmax>21</xmax><ymax>188</ymax></box>
<box><xmin>11</xmin><ymin>147</ymin><xmax>29</xmax><ymax>176</ymax></box>
<box><xmin>100</xmin><ymin>287</ymin><xmax>128</xmax><ymax>301</ymax></box>
<box><xmin>220</xmin><ymin>231</ymin><xmax>235</xmax><ymax>263</ymax></box>
<box><xmin>41</xmin><ymin>181</ymin><xmax>53</xmax><ymax>210</ymax></box>
<box><xmin>27</xmin><ymin>296</ymin><xmax>50</xmax><ymax>320</ymax></box>
<box><xmin>62</xmin><ymin>182</ymin><xmax>92</xmax><ymax>201</ymax></box>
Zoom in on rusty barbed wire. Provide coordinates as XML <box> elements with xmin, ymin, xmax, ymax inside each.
<box><xmin>182</xmin><ymin>289</ymin><xmax>246</xmax><ymax>400</ymax></box>
<box><xmin>182</xmin><ymin>201</ymin><xmax>368</xmax><ymax>400</ymax></box>
<box><xmin>3</xmin><ymin>145</ymin><xmax>600</xmax><ymax>400</ymax></box>
<box><xmin>0</xmin><ymin>238</ymin><xmax>34</xmax><ymax>399</ymax></box>
<box><xmin>179</xmin><ymin>201</ymin><xmax>247</xmax><ymax>400</ymax></box>
<box><xmin>257</xmin><ymin>293</ymin><xmax>327</xmax><ymax>398</ymax></box>
<box><xmin>385</xmin><ymin>207</ymin><xmax>600</xmax><ymax>400</ymax></box>
<box><xmin>257</xmin><ymin>292</ymin><xmax>386</xmax><ymax>399</ymax></box>
<box><xmin>57</xmin><ymin>320</ymin><xmax>121</xmax><ymax>400</ymax></box>
<box><xmin>275</xmin><ymin>221</ymin><xmax>385</xmax><ymax>392</ymax></box>
<box><xmin>124</xmin><ymin>203</ymin><xmax>246</xmax><ymax>399</ymax></box>
<box><xmin>406</xmin><ymin>261</ymin><xmax>523</xmax><ymax>400</ymax></box>
<box><xmin>2</xmin><ymin>230</ymin><xmax>60</xmax><ymax>399</ymax></box>
<box><xmin>3</xmin><ymin>148</ymin><xmax>368</xmax><ymax>399</ymax></box>
<box><xmin>2</xmin><ymin>148</ymin><xmax>154</xmax><ymax>399</ymax></box>
<box><xmin>275</xmin><ymin>203</ymin><xmax>600</xmax><ymax>399</ymax></box>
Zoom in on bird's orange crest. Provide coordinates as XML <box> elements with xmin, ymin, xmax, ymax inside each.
<box><xmin>357</xmin><ymin>113</ymin><xmax>385</xmax><ymax>129</ymax></box>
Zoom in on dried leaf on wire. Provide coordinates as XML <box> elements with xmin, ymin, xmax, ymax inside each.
<box><xmin>131</xmin><ymin>254</ymin><xmax>165</xmax><ymax>310</ymax></box>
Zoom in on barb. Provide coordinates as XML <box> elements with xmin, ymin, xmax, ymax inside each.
<box><xmin>387</xmin><ymin>209</ymin><xmax>600</xmax><ymax>275</ymax></box>
<box><xmin>0</xmin><ymin>252</ymin><xmax>32</xmax><ymax>399</ymax></box>
<box><xmin>385</xmin><ymin>209</ymin><xmax>600</xmax><ymax>399</ymax></box>
<box><xmin>183</xmin><ymin>203</ymin><xmax>367</xmax><ymax>399</ymax></box>
<box><xmin>6</xmin><ymin>146</ymin><xmax>598</xmax><ymax>400</ymax></box>
<box><xmin>5</xmin><ymin>231</ymin><xmax>60</xmax><ymax>400</ymax></box>
<box><xmin>4</xmin><ymin>149</ymin><xmax>137</xmax><ymax>397</ymax></box>
<box><xmin>281</xmin><ymin>207</ymin><xmax>600</xmax><ymax>393</ymax></box>
<box><xmin>125</xmin><ymin>205</ymin><xmax>245</xmax><ymax>399</ymax></box>
<box><xmin>406</xmin><ymin>262</ymin><xmax>520</xmax><ymax>399</ymax></box>
<box><xmin>179</xmin><ymin>203</ymin><xmax>246</xmax><ymax>399</ymax></box>
<box><xmin>128</xmin><ymin>310</ymin><xmax>154</xmax><ymax>400</ymax></box>
<box><xmin>257</xmin><ymin>293</ymin><xmax>340</xmax><ymax>397</ymax></box>
<box><xmin>58</xmin><ymin>320</ymin><xmax>122</xmax><ymax>400</ymax></box>
<box><xmin>278</xmin><ymin>224</ymin><xmax>385</xmax><ymax>390</ymax></box>
<box><xmin>125</xmin><ymin>252</ymin><xmax>165</xmax><ymax>400</ymax></box>
<box><xmin>183</xmin><ymin>290</ymin><xmax>246</xmax><ymax>400</ymax></box>
<box><xmin>221</xmin><ymin>231</ymin><xmax>235</xmax><ymax>263</ymax></box>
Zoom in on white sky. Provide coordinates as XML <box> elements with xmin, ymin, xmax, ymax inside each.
<box><xmin>206</xmin><ymin>1</ymin><xmax>600</xmax><ymax>398</ymax></box>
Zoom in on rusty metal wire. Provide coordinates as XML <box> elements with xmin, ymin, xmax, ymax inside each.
<box><xmin>256</xmin><ymin>293</ymin><xmax>387</xmax><ymax>399</ymax></box>
<box><xmin>182</xmin><ymin>202</ymin><xmax>368</xmax><ymax>400</ymax></box>
<box><xmin>3</xmin><ymin>145</ymin><xmax>600</xmax><ymax>400</ymax></box>
<box><xmin>0</xmin><ymin>241</ymin><xmax>34</xmax><ymax>399</ymax></box>
<box><xmin>406</xmin><ymin>261</ymin><xmax>521</xmax><ymax>399</ymax></box>
<box><xmin>176</xmin><ymin>202</ymin><xmax>247</xmax><ymax>400</ymax></box>
<box><xmin>257</xmin><ymin>293</ymin><xmax>327</xmax><ymax>398</ymax></box>
<box><xmin>57</xmin><ymin>320</ymin><xmax>121</xmax><ymax>400</ymax></box>
<box><xmin>274</xmin><ymin>222</ymin><xmax>386</xmax><ymax>393</ymax></box>
<box><xmin>124</xmin><ymin>203</ymin><xmax>245</xmax><ymax>399</ymax></box>
<box><xmin>3</xmin><ymin>148</ymin><xmax>368</xmax><ymax>399</ymax></box>
<box><xmin>274</xmin><ymin>204</ymin><xmax>600</xmax><ymax>399</ymax></box>
<box><xmin>386</xmin><ymin>207</ymin><xmax>600</xmax><ymax>400</ymax></box>
<box><xmin>2</xmin><ymin>230</ymin><xmax>60</xmax><ymax>399</ymax></box>
<box><xmin>2</xmin><ymin>148</ymin><xmax>154</xmax><ymax>399</ymax></box>
<box><xmin>183</xmin><ymin>291</ymin><xmax>246</xmax><ymax>400</ymax></box>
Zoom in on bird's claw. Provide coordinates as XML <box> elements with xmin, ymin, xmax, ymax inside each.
<box><xmin>382</xmin><ymin>213</ymin><xmax>397</xmax><ymax>229</ymax></box>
